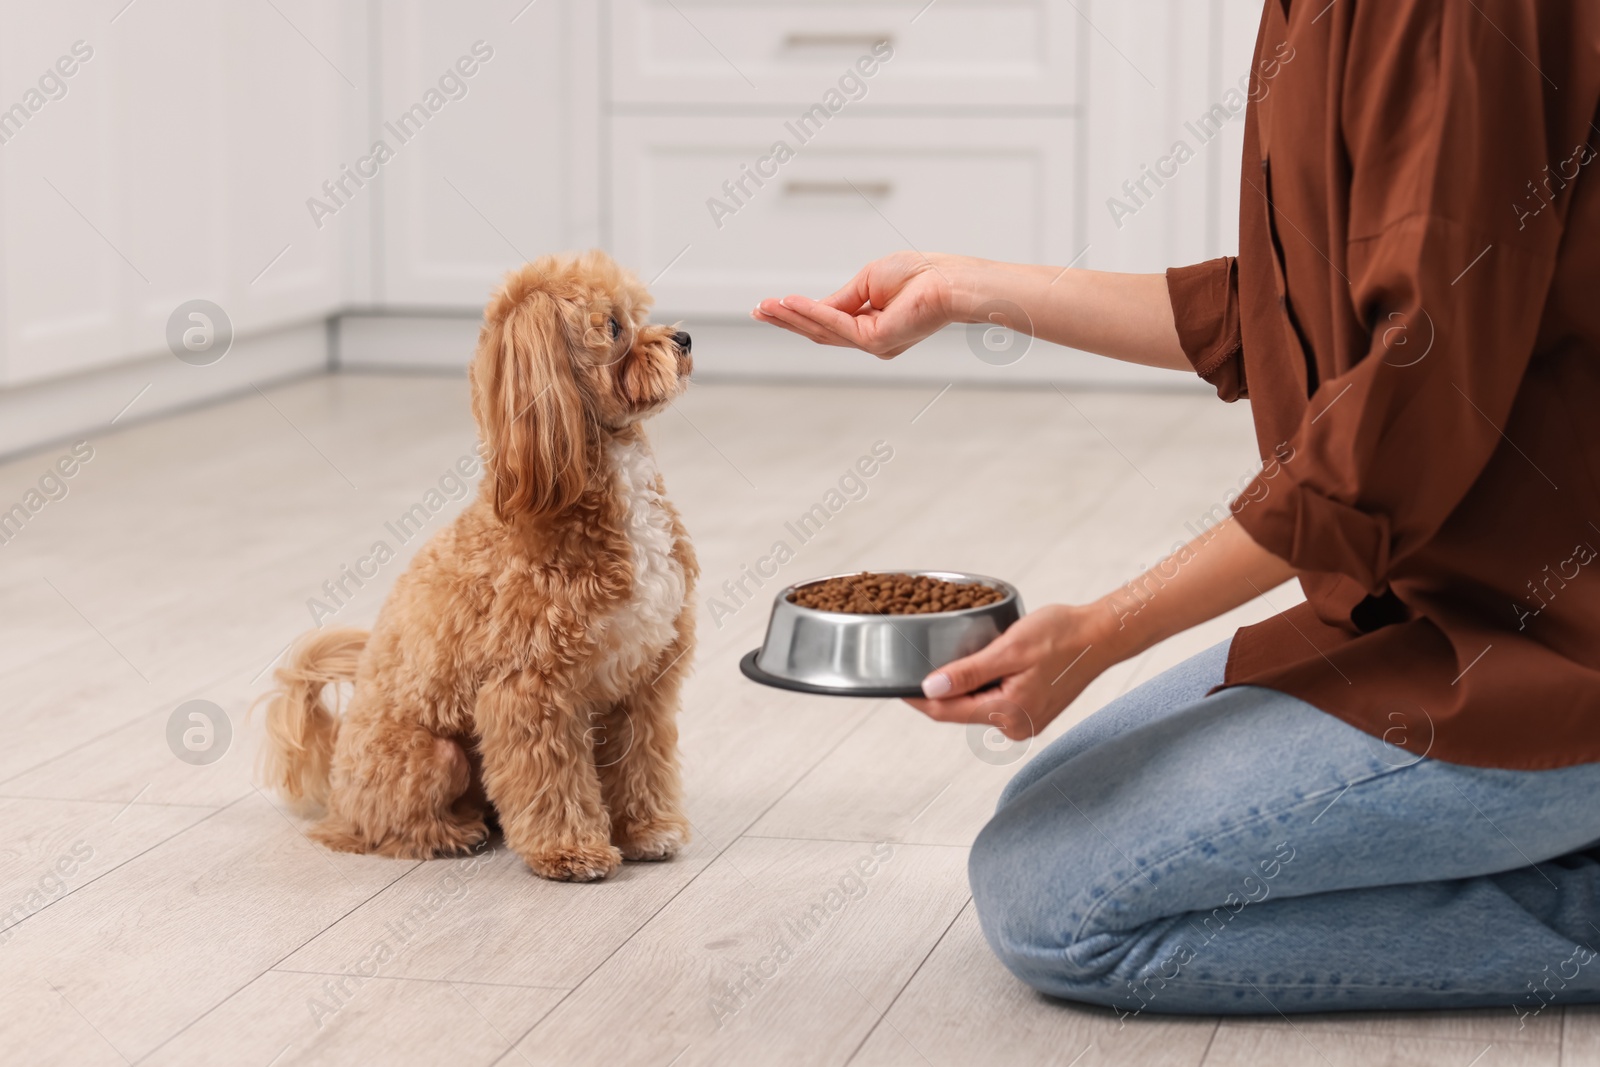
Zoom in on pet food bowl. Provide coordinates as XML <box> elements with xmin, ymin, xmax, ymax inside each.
<box><xmin>739</xmin><ymin>570</ymin><xmax>1023</xmax><ymax>698</ymax></box>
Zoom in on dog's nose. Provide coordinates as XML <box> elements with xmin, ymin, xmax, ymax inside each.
<box><xmin>672</xmin><ymin>330</ymin><xmax>692</xmax><ymax>353</ymax></box>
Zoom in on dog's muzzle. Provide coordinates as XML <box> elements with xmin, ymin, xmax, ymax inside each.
<box><xmin>672</xmin><ymin>330</ymin><xmax>692</xmax><ymax>377</ymax></box>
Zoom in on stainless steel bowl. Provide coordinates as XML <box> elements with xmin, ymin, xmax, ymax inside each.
<box><xmin>739</xmin><ymin>571</ymin><xmax>1024</xmax><ymax>698</ymax></box>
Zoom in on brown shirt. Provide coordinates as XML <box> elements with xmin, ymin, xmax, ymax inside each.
<box><xmin>1166</xmin><ymin>0</ymin><xmax>1600</xmax><ymax>769</ymax></box>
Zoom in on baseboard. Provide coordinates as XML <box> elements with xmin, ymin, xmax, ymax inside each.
<box><xmin>0</xmin><ymin>320</ymin><xmax>329</xmax><ymax>461</ymax></box>
<box><xmin>333</xmin><ymin>311</ymin><xmax>1204</xmax><ymax>390</ymax></box>
<box><xmin>335</xmin><ymin>311</ymin><xmax>481</xmax><ymax>371</ymax></box>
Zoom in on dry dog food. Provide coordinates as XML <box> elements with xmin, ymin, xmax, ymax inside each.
<box><xmin>788</xmin><ymin>572</ymin><xmax>1004</xmax><ymax>614</ymax></box>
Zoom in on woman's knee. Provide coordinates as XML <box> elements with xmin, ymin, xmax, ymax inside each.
<box><xmin>968</xmin><ymin>789</ymin><xmax>1138</xmax><ymax>1002</ymax></box>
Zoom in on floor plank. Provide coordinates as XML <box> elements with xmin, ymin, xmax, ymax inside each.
<box><xmin>1204</xmin><ymin>1021</ymin><xmax>1555</xmax><ymax>1067</ymax></box>
<box><xmin>0</xmin><ymin>794</ymin><xmax>413</xmax><ymax>1061</ymax></box>
<box><xmin>0</xmin><ymin>796</ymin><xmax>217</xmax><ymax>941</ymax></box>
<box><xmin>278</xmin><ymin>838</ymin><xmax>715</xmax><ymax>990</ymax></box>
<box><xmin>505</xmin><ymin>837</ymin><xmax>971</xmax><ymax>1067</ymax></box>
<box><xmin>1225</xmin><ymin>1005</ymin><xmax>1561</xmax><ymax>1047</ymax></box>
<box><xmin>849</xmin><ymin>904</ymin><xmax>1217</xmax><ymax>1067</ymax></box>
<box><xmin>143</xmin><ymin>971</ymin><xmax>569</xmax><ymax>1067</ymax></box>
<box><xmin>1562</xmin><ymin>1007</ymin><xmax>1600</xmax><ymax>1066</ymax></box>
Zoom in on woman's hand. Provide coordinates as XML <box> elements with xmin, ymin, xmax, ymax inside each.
<box><xmin>751</xmin><ymin>251</ymin><xmax>965</xmax><ymax>359</ymax></box>
<box><xmin>906</xmin><ymin>518</ymin><xmax>1300</xmax><ymax>741</ymax></box>
<box><xmin>906</xmin><ymin>604</ymin><xmax>1120</xmax><ymax>740</ymax></box>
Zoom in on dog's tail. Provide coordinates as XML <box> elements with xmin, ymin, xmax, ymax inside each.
<box><xmin>255</xmin><ymin>627</ymin><xmax>367</xmax><ymax>810</ymax></box>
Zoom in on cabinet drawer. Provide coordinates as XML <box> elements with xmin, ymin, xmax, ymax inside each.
<box><xmin>608</xmin><ymin>0</ymin><xmax>1078</xmax><ymax>108</ymax></box>
<box><xmin>609</xmin><ymin>115</ymin><xmax>1077</xmax><ymax>315</ymax></box>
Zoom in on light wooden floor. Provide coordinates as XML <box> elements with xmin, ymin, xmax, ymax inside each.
<box><xmin>0</xmin><ymin>374</ymin><xmax>1582</xmax><ymax>1066</ymax></box>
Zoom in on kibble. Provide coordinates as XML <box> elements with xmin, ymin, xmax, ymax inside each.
<box><xmin>787</xmin><ymin>572</ymin><xmax>1005</xmax><ymax>615</ymax></box>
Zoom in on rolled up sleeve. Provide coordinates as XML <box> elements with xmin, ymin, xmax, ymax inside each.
<box><xmin>1166</xmin><ymin>257</ymin><xmax>1247</xmax><ymax>401</ymax></box>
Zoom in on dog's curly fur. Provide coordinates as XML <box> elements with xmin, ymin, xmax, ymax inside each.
<box><xmin>257</xmin><ymin>250</ymin><xmax>697</xmax><ymax>882</ymax></box>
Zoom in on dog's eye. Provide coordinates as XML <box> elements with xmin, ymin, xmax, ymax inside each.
<box><xmin>608</xmin><ymin>317</ymin><xmax>621</xmax><ymax>341</ymax></box>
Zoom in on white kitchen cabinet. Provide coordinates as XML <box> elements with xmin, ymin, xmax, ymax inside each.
<box><xmin>0</xmin><ymin>0</ymin><xmax>360</xmax><ymax>388</ymax></box>
<box><xmin>372</xmin><ymin>0</ymin><xmax>599</xmax><ymax>308</ymax></box>
<box><xmin>0</xmin><ymin>0</ymin><xmax>1265</xmax><ymax>419</ymax></box>
<box><xmin>611</xmin><ymin>114</ymin><xmax>1077</xmax><ymax>316</ymax></box>
<box><xmin>0</xmin><ymin>5</ymin><xmax>121</xmax><ymax>386</ymax></box>
<box><xmin>1080</xmin><ymin>0</ymin><xmax>1220</xmax><ymax>277</ymax></box>
<box><xmin>608</xmin><ymin>0</ymin><xmax>1079</xmax><ymax>109</ymax></box>
<box><xmin>208</xmin><ymin>0</ymin><xmax>365</xmax><ymax>338</ymax></box>
<box><xmin>607</xmin><ymin>0</ymin><xmax>1085</xmax><ymax>323</ymax></box>
<box><xmin>1215</xmin><ymin>0</ymin><xmax>1272</xmax><ymax>262</ymax></box>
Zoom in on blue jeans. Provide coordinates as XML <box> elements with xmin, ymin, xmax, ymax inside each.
<box><xmin>969</xmin><ymin>639</ymin><xmax>1600</xmax><ymax>1020</ymax></box>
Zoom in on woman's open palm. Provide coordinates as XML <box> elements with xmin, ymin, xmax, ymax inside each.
<box><xmin>752</xmin><ymin>251</ymin><xmax>957</xmax><ymax>359</ymax></box>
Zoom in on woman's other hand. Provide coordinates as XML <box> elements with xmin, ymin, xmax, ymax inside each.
<box><xmin>909</xmin><ymin>518</ymin><xmax>1299</xmax><ymax>742</ymax></box>
<box><xmin>906</xmin><ymin>604</ymin><xmax>1118</xmax><ymax>741</ymax></box>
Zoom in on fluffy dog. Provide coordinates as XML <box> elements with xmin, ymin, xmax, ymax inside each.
<box><xmin>258</xmin><ymin>250</ymin><xmax>697</xmax><ymax>881</ymax></box>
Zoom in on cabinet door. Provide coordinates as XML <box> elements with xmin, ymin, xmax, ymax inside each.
<box><xmin>1079</xmin><ymin>0</ymin><xmax>1218</xmax><ymax>276</ymax></box>
<box><xmin>0</xmin><ymin>0</ymin><xmax>362</xmax><ymax>386</ymax></box>
<box><xmin>1215</xmin><ymin>0</ymin><xmax>1270</xmax><ymax>259</ymax></box>
<box><xmin>610</xmin><ymin>114</ymin><xmax>1077</xmax><ymax>316</ymax></box>
<box><xmin>211</xmin><ymin>0</ymin><xmax>365</xmax><ymax>338</ymax></box>
<box><xmin>375</xmin><ymin>0</ymin><xmax>597</xmax><ymax>308</ymax></box>
<box><xmin>609</xmin><ymin>0</ymin><xmax>1078</xmax><ymax>109</ymax></box>
<box><xmin>1078</xmin><ymin>0</ymin><xmax>1273</xmax><ymax>274</ymax></box>
<box><xmin>0</xmin><ymin>5</ymin><xmax>120</xmax><ymax>385</ymax></box>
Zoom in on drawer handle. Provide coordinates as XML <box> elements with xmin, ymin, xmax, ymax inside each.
<box><xmin>782</xmin><ymin>32</ymin><xmax>893</xmax><ymax>50</ymax></box>
<box><xmin>784</xmin><ymin>180</ymin><xmax>893</xmax><ymax>199</ymax></box>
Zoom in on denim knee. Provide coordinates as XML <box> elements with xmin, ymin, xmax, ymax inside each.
<box><xmin>994</xmin><ymin>758</ymin><xmax>1041</xmax><ymax>812</ymax></box>
<box><xmin>968</xmin><ymin>791</ymin><xmax>1135</xmax><ymax>1003</ymax></box>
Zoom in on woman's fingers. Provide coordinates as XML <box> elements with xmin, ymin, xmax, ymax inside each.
<box><xmin>906</xmin><ymin>631</ymin><xmax>1040</xmax><ymax>738</ymax></box>
<box><xmin>777</xmin><ymin>295</ymin><xmax>911</xmax><ymax>358</ymax></box>
<box><xmin>753</xmin><ymin>251</ymin><xmax>950</xmax><ymax>357</ymax></box>
<box><xmin>759</xmin><ymin>296</ymin><xmax>903</xmax><ymax>357</ymax></box>
<box><xmin>904</xmin><ymin>693</ymin><xmax>996</xmax><ymax>722</ymax></box>
<box><xmin>776</xmin><ymin>294</ymin><xmax>873</xmax><ymax>341</ymax></box>
<box><xmin>752</xmin><ymin>301</ymin><xmax>853</xmax><ymax>347</ymax></box>
<box><xmin>904</xmin><ymin>689</ymin><xmax>1037</xmax><ymax>739</ymax></box>
<box><xmin>751</xmin><ymin>309</ymin><xmax>833</xmax><ymax>346</ymax></box>
<box><xmin>898</xmin><ymin>606</ymin><xmax>1108</xmax><ymax>742</ymax></box>
<box><xmin>920</xmin><ymin>636</ymin><xmax>1024</xmax><ymax>699</ymax></box>
<box><xmin>820</xmin><ymin>266</ymin><xmax>875</xmax><ymax>313</ymax></box>
<box><xmin>754</xmin><ymin>297</ymin><xmax>853</xmax><ymax>343</ymax></box>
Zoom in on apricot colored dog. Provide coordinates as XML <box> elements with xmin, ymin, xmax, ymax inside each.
<box><xmin>258</xmin><ymin>250</ymin><xmax>696</xmax><ymax>881</ymax></box>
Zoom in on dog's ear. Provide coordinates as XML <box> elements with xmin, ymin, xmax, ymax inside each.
<box><xmin>471</xmin><ymin>291</ymin><xmax>592</xmax><ymax>521</ymax></box>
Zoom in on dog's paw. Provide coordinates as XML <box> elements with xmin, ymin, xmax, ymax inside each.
<box><xmin>364</xmin><ymin>816</ymin><xmax>489</xmax><ymax>860</ymax></box>
<box><xmin>434</xmin><ymin>817</ymin><xmax>491</xmax><ymax>857</ymax></box>
<box><xmin>616</xmin><ymin>818</ymin><xmax>689</xmax><ymax>862</ymax></box>
<box><xmin>526</xmin><ymin>843</ymin><xmax>622</xmax><ymax>882</ymax></box>
<box><xmin>308</xmin><ymin>816</ymin><xmax>370</xmax><ymax>855</ymax></box>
